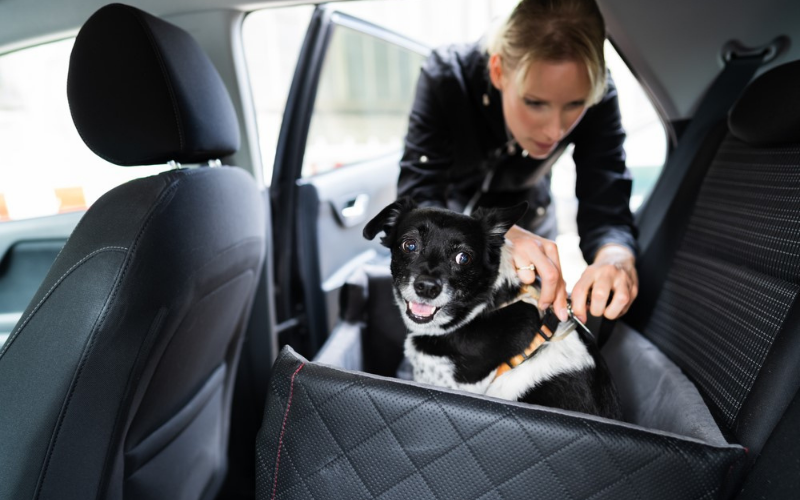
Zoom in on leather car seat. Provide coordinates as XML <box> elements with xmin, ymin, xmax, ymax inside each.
<box><xmin>0</xmin><ymin>4</ymin><xmax>265</xmax><ymax>500</ymax></box>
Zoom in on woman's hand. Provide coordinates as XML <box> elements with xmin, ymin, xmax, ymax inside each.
<box><xmin>506</xmin><ymin>225</ymin><xmax>569</xmax><ymax>321</ymax></box>
<box><xmin>570</xmin><ymin>244</ymin><xmax>638</xmax><ymax>323</ymax></box>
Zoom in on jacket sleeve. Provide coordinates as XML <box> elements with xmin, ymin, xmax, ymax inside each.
<box><xmin>571</xmin><ymin>78</ymin><xmax>639</xmax><ymax>262</ymax></box>
<box><xmin>397</xmin><ymin>54</ymin><xmax>453</xmax><ymax>208</ymax></box>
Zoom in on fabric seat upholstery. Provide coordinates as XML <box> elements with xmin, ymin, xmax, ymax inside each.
<box><xmin>626</xmin><ymin>59</ymin><xmax>800</xmax><ymax>498</ymax></box>
<box><xmin>0</xmin><ymin>4</ymin><xmax>265</xmax><ymax>500</ymax></box>
<box><xmin>636</xmin><ymin>60</ymin><xmax>800</xmax><ymax>460</ymax></box>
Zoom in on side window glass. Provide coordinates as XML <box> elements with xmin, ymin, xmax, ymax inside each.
<box><xmin>243</xmin><ymin>6</ymin><xmax>316</xmax><ymax>185</ymax></box>
<box><xmin>301</xmin><ymin>26</ymin><xmax>426</xmax><ymax>178</ymax></box>
<box><xmin>605</xmin><ymin>43</ymin><xmax>667</xmax><ymax>212</ymax></box>
<box><xmin>0</xmin><ymin>40</ymin><xmax>169</xmax><ymax>222</ymax></box>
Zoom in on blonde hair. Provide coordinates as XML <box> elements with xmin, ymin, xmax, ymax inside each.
<box><xmin>488</xmin><ymin>0</ymin><xmax>607</xmax><ymax>106</ymax></box>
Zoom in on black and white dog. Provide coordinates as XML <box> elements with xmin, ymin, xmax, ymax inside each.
<box><xmin>363</xmin><ymin>197</ymin><xmax>621</xmax><ymax>420</ymax></box>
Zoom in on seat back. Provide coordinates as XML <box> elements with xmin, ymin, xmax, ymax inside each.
<box><xmin>0</xmin><ymin>4</ymin><xmax>265</xmax><ymax>500</ymax></box>
<box><xmin>635</xmin><ymin>61</ymin><xmax>800</xmax><ymax>469</ymax></box>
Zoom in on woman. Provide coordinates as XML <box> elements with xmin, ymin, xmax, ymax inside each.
<box><xmin>398</xmin><ymin>0</ymin><xmax>638</xmax><ymax>324</ymax></box>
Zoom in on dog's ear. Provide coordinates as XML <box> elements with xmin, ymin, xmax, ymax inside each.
<box><xmin>363</xmin><ymin>197</ymin><xmax>417</xmax><ymax>247</ymax></box>
<box><xmin>473</xmin><ymin>202</ymin><xmax>529</xmax><ymax>240</ymax></box>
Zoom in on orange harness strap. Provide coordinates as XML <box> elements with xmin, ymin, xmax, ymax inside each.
<box><xmin>494</xmin><ymin>325</ymin><xmax>554</xmax><ymax>379</ymax></box>
<box><xmin>493</xmin><ymin>285</ymin><xmax>567</xmax><ymax>381</ymax></box>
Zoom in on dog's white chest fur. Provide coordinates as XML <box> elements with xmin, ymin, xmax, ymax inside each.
<box><xmin>405</xmin><ymin>329</ymin><xmax>595</xmax><ymax>401</ymax></box>
<box><xmin>404</xmin><ymin>337</ymin><xmax>497</xmax><ymax>394</ymax></box>
<box><xmin>485</xmin><ymin>332</ymin><xmax>595</xmax><ymax>401</ymax></box>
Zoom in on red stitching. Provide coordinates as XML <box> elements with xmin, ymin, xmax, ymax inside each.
<box><xmin>271</xmin><ymin>363</ymin><xmax>305</xmax><ymax>500</ymax></box>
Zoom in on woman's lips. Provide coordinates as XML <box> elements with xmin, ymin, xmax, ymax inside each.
<box><xmin>533</xmin><ymin>140</ymin><xmax>555</xmax><ymax>151</ymax></box>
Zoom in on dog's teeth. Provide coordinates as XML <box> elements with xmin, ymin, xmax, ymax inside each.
<box><xmin>409</xmin><ymin>302</ymin><xmax>436</xmax><ymax>318</ymax></box>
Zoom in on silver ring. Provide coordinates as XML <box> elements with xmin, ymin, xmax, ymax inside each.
<box><xmin>516</xmin><ymin>264</ymin><xmax>536</xmax><ymax>272</ymax></box>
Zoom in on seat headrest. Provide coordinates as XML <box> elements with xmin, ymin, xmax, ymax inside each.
<box><xmin>729</xmin><ymin>60</ymin><xmax>800</xmax><ymax>146</ymax></box>
<box><xmin>67</xmin><ymin>3</ymin><xmax>239</xmax><ymax>166</ymax></box>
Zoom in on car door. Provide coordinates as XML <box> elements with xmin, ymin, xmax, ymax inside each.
<box><xmin>270</xmin><ymin>5</ymin><xmax>429</xmax><ymax>356</ymax></box>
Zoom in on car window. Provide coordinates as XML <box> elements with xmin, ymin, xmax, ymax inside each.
<box><xmin>242</xmin><ymin>5</ymin><xmax>316</xmax><ymax>185</ymax></box>
<box><xmin>605</xmin><ymin>43</ymin><xmax>667</xmax><ymax>212</ymax></box>
<box><xmin>301</xmin><ymin>25</ymin><xmax>426</xmax><ymax>178</ymax></box>
<box><xmin>244</xmin><ymin>2</ymin><xmax>515</xmax><ymax>184</ymax></box>
<box><xmin>334</xmin><ymin>0</ymin><xmax>520</xmax><ymax>47</ymax></box>
<box><xmin>0</xmin><ymin>39</ymin><xmax>169</xmax><ymax>222</ymax></box>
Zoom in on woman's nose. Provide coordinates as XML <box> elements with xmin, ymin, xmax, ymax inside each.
<box><xmin>542</xmin><ymin>114</ymin><xmax>564</xmax><ymax>142</ymax></box>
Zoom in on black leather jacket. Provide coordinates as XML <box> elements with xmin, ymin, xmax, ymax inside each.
<box><xmin>398</xmin><ymin>41</ymin><xmax>638</xmax><ymax>261</ymax></box>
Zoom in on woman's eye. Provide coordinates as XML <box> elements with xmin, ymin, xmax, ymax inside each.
<box><xmin>523</xmin><ymin>99</ymin><xmax>545</xmax><ymax>108</ymax></box>
<box><xmin>565</xmin><ymin>101</ymin><xmax>586</xmax><ymax>110</ymax></box>
<box><xmin>455</xmin><ymin>252</ymin><xmax>472</xmax><ymax>266</ymax></box>
<box><xmin>401</xmin><ymin>239</ymin><xmax>418</xmax><ymax>253</ymax></box>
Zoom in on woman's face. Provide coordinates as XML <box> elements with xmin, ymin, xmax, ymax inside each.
<box><xmin>490</xmin><ymin>55</ymin><xmax>592</xmax><ymax>159</ymax></box>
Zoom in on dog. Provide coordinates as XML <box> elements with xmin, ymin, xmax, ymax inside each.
<box><xmin>363</xmin><ymin>197</ymin><xmax>622</xmax><ymax>420</ymax></box>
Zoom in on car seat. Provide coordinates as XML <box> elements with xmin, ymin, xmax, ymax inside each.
<box><xmin>256</xmin><ymin>61</ymin><xmax>800</xmax><ymax>499</ymax></box>
<box><xmin>0</xmin><ymin>4</ymin><xmax>265</xmax><ymax>500</ymax></box>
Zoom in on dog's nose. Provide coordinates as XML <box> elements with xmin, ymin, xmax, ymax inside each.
<box><xmin>414</xmin><ymin>275</ymin><xmax>442</xmax><ymax>299</ymax></box>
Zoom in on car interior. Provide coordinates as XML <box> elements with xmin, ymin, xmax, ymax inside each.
<box><xmin>0</xmin><ymin>0</ymin><xmax>798</xmax><ymax>499</ymax></box>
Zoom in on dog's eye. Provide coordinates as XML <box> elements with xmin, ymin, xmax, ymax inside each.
<box><xmin>455</xmin><ymin>252</ymin><xmax>472</xmax><ymax>266</ymax></box>
<box><xmin>401</xmin><ymin>239</ymin><xmax>418</xmax><ymax>253</ymax></box>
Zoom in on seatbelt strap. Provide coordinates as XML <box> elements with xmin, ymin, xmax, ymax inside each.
<box><xmin>636</xmin><ymin>55</ymin><xmax>765</xmax><ymax>254</ymax></box>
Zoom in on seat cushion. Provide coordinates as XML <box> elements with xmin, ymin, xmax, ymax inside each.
<box><xmin>602</xmin><ymin>322</ymin><xmax>727</xmax><ymax>445</ymax></box>
<box><xmin>641</xmin><ymin>133</ymin><xmax>800</xmax><ymax>448</ymax></box>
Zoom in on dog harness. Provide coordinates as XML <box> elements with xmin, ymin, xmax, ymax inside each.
<box><xmin>493</xmin><ymin>285</ymin><xmax>587</xmax><ymax>380</ymax></box>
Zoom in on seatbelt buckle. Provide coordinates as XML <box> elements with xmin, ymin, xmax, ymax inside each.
<box><xmin>566</xmin><ymin>299</ymin><xmax>596</xmax><ymax>342</ymax></box>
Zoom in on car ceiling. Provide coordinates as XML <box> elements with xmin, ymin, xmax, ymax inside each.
<box><xmin>601</xmin><ymin>0</ymin><xmax>800</xmax><ymax>120</ymax></box>
<box><xmin>1</xmin><ymin>0</ymin><xmax>798</xmax><ymax>123</ymax></box>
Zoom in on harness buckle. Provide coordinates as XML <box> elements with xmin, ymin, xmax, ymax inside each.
<box><xmin>538</xmin><ymin>309</ymin><xmax>560</xmax><ymax>341</ymax></box>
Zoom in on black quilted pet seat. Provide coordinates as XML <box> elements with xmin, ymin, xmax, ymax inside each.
<box><xmin>257</xmin><ymin>346</ymin><xmax>744</xmax><ymax>500</ymax></box>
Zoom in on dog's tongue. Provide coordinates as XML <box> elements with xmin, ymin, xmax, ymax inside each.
<box><xmin>410</xmin><ymin>302</ymin><xmax>436</xmax><ymax>317</ymax></box>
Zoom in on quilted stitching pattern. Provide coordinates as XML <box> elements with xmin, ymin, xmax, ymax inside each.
<box><xmin>646</xmin><ymin>135</ymin><xmax>800</xmax><ymax>428</ymax></box>
<box><xmin>257</xmin><ymin>348</ymin><xmax>745</xmax><ymax>500</ymax></box>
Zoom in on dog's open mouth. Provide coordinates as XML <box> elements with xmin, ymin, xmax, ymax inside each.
<box><xmin>406</xmin><ymin>301</ymin><xmax>439</xmax><ymax>323</ymax></box>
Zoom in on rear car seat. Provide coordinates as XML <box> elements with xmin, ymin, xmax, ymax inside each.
<box><xmin>256</xmin><ymin>59</ymin><xmax>800</xmax><ymax>499</ymax></box>
<box><xmin>629</xmin><ymin>59</ymin><xmax>800</xmax><ymax>499</ymax></box>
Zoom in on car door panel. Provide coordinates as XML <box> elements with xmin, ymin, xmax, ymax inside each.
<box><xmin>300</xmin><ymin>153</ymin><xmax>400</xmax><ymax>334</ymax></box>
